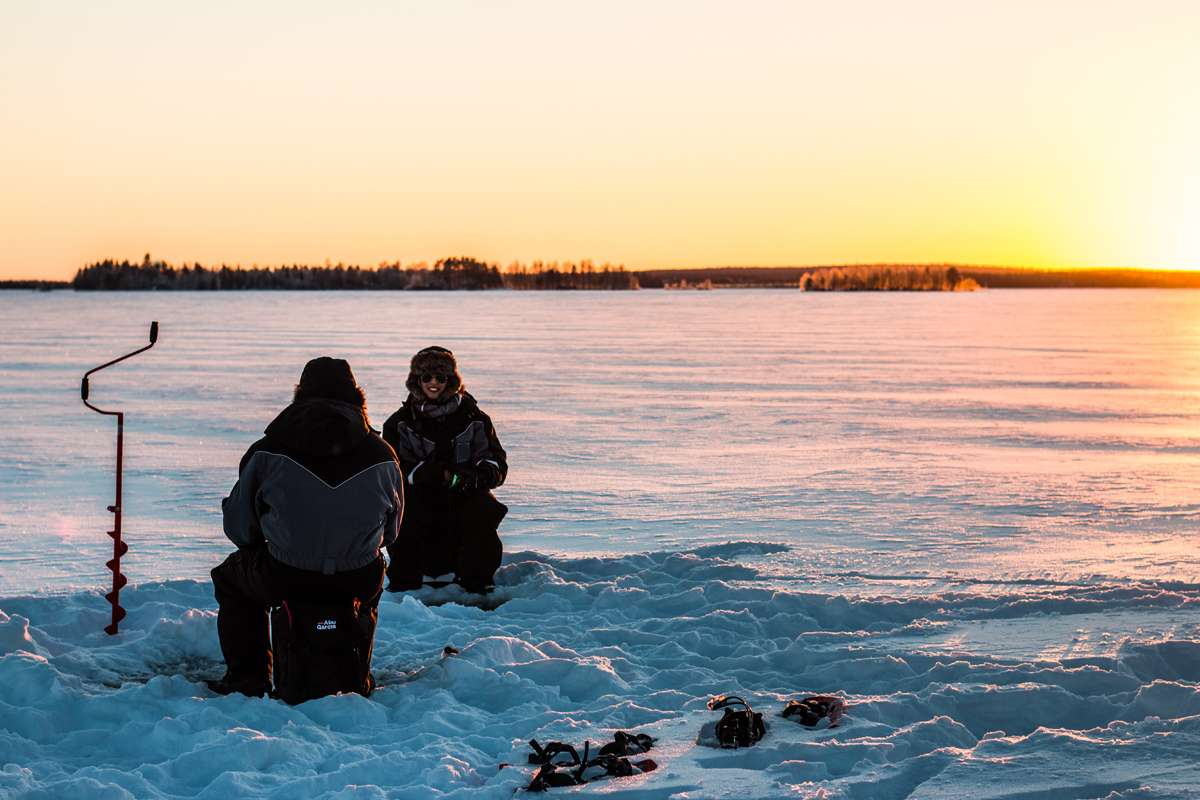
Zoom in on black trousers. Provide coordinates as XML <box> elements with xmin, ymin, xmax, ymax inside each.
<box><xmin>211</xmin><ymin>544</ymin><xmax>385</xmax><ymax>688</ymax></box>
<box><xmin>386</xmin><ymin>493</ymin><xmax>504</xmax><ymax>588</ymax></box>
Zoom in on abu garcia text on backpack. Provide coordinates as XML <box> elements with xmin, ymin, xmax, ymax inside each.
<box><xmin>270</xmin><ymin>596</ymin><xmax>377</xmax><ymax>704</ymax></box>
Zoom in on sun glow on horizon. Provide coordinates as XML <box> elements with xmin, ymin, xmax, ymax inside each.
<box><xmin>1156</xmin><ymin>171</ymin><xmax>1200</xmax><ymax>271</ymax></box>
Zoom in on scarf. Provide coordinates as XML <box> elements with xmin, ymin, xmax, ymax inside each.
<box><xmin>410</xmin><ymin>390</ymin><xmax>463</xmax><ymax>420</ymax></box>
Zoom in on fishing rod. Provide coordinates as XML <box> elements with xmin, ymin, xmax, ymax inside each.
<box><xmin>81</xmin><ymin>321</ymin><xmax>159</xmax><ymax>635</ymax></box>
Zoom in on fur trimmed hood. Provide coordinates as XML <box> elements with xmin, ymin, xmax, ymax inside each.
<box><xmin>405</xmin><ymin>346</ymin><xmax>464</xmax><ymax>397</ymax></box>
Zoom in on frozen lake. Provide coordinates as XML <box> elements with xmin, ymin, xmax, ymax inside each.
<box><xmin>4</xmin><ymin>289</ymin><xmax>1199</xmax><ymax>594</ymax></box>
<box><xmin>3</xmin><ymin>288</ymin><xmax>1200</xmax><ymax>798</ymax></box>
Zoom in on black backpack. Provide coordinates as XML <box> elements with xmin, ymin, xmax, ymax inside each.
<box><xmin>270</xmin><ymin>596</ymin><xmax>377</xmax><ymax>705</ymax></box>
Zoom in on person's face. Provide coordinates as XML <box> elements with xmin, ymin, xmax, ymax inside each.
<box><xmin>419</xmin><ymin>370</ymin><xmax>450</xmax><ymax>400</ymax></box>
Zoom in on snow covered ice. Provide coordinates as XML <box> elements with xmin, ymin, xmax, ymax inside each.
<box><xmin>5</xmin><ymin>546</ymin><xmax>1200</xmax><ymax>798</ymax></box>
<box><xmin>3</xmin><ymin>290</ymin><xmax>1200</xmax><ymax>798</ymax></box>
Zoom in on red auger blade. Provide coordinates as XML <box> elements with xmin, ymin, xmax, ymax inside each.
<box><xmin>106</xmin><ymin>574</ymin><xmax>128</xmax><ymax>596</ymax></box>
<box><xmin>104</xmin><ymin>605</ymin><xmax>127</xmax><ymax>635</ymax></box>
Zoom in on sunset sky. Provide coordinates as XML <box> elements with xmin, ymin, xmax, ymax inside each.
<box><xmin>2</xmin><ymin>1</ymin><xmax>1198</xmax><ymax>280</ymax></box>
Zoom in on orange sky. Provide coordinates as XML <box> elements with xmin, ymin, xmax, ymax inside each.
<box><xmin>2</xmin><ymin>1</ymin><xmax>1199</xmax><ymax>280</ymax></box>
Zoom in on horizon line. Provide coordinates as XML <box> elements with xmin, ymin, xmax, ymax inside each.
<box><xmin>10</xmin><ymin>259</ymin><xmax>1200</xmax><ymax>282</ymax></box>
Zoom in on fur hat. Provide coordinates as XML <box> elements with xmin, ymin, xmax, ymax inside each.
<box><xmin>294</xmin><ymin>356</ymin><xmax>366</xmax><ymax>407</ymax></box>
<box><xmin>406</xmin><ymin>346</ymin><xmax>463</xmax><ymax>396</ymax></box>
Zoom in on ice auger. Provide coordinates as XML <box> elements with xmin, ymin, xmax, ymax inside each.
<box><xmin>81</xmin><ymin>321</ymin><xmax>158</xmax><ymax>635</ymax></box>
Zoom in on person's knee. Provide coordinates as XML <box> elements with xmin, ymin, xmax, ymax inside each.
<box><xmin>211</xmin><ymin>560</ymin><xmax>234</xmax><ymax>601</ymax></box>
<box><xmin>455</xmin><ymin>528</ymin><xmax>501</xmax><ymax>575</ymax></box>
<box><xmin>211</xmin><ymin>547</ymin><xmax>271</xmax><ymax>605</ymax></box>
<box><xmin>386</xmin><ymin>545</ymin><xmax>425</xmax><ymax>577</ymax></box>
<box><xmin>476</xmin><ymin>528</ymin><xmax>502</xmax><ymax>560</ymax></box>
<box><xmin>361</xmin><ymin>559</ymin><xmax>386</xmax><ymax>604</ymax></box>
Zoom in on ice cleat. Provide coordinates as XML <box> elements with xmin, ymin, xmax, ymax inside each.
<box><xmin>782</xmin><ymin>695</ymin><xmax>847</xmax><ymax>728</ymax></box>
<box><xmin>703</xmin><ymin>694</ymin><xmax>766</xmax><ymax>748</ymax></box>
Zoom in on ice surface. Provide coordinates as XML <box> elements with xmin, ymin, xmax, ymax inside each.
<box><xmin>2</xmin><ymin>289</ymin><xmax>1200</xmax><ymax>797</ymax></box>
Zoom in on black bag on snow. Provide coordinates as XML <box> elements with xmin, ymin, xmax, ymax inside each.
<box><xmin>270</xmin><ymin>596</ymin><xmax>377</xmax><ymax>704</ymax></box>
<box><xmin>707</xmin><ymin>695</ymin><xmax>766</xmax><ymax>748</ymax></box>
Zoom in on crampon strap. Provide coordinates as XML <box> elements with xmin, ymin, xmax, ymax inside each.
<box><xmin>527</xmin><ymin>740</ymin><xmax>580</xmax><ymax>767</ymax></box>
<box><xmin>525</xmin><ymin>739</ymin><xmax>658</xmax><ymax>792</ymax></box>
<box><xmin>782</xmin><ymin>695</ymin><xmax>847</xmax><ymax>728</ymax></box>
<box><xmin>598</xmin><ymin>730</ymin><xmax>656</xmax><ymax>757</ymax></box>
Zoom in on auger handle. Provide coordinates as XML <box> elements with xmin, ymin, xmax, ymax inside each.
<box><xmin>82</xmin><ymin>322</ymin><xmax>158</xmax><ymax>412</ymax></box>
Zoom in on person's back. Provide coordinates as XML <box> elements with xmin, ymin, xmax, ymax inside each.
<box><xmin>209</xmin><ymin>357</ymin><xmax>402</xmax><ymax>698</ymax></box>
<box><xmin>225</xmin><ymin>394</ymin><xmax>400</xmax><ymax>574</ymax></box>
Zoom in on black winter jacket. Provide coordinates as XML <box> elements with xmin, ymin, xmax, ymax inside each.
<box><xmin>222</xmin><ymin>398</ymin><xmax>403</xmax><ymax>574</ymax></box>
<box><xmin>381</xmin><ymin>392</ymin><xmax>507</xmax><ymax>528</ymax></box>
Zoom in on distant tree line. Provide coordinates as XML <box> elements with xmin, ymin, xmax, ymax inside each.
<box><xmin>73</xmin><ymin>255</ymin><xmax>505</xmax><ymax>290</ymax></box>
<box><xmin>956</xmin><ymin>267</ymin><xmax>1200</xmax><ymax>289</ymax></box>
<box><xmin>503</xmin><ymin>260</ymin><xmax>638</xmax><ymax>290</ymax></box>
<box><xmin>70</xmin><ymin>255</ymin><xmax>638</xmax><ymax>290</ymax></box>
<box><xmin>636</xmin><ymin>267</ymin><xmax>807</xmax><ymax>288</ymax></box>
<box><xmin>636</xmin><ymin>265</ymin><xmax>1200</xmax><ymax>290</ymax></box>
<box><xmin>0</xmin><ymin>280</ymin><xmax>70</xmax><ymax>290</ymax></box>
<box><xmin>640</xmin><ymin>265</ymin><xmax>979</xmax><ymax>290</ymax></box>
<box><xmin>799</xmin><ymin>265</ymin><xmax>979</xmax><ymax>291</ymax></box>
<box><xmin>26</xmin><ymin>257</ymin><xmax>1200</xmax><ymax>292</ymax></box>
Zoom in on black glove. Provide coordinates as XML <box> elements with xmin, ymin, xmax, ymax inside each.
<box><xmin>411</xmin><ymin>460</ymin><xmax>447</xmax><ymax>487</ymax></box>
<box><xmin>448</xmin><ymin>466</ymin><xmax>480</xmax><ymax>493</ymax></box>
<box><xmin>475</xmin><ymin>461</ymin><xmax>501</xmax><ymax>489</ymax></box>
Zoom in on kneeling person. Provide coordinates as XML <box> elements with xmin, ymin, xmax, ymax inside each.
<box><xmin>209</xmin><ymin>357</ymin><xmax>403</xmax><ymax>698</ymax></box>
<box><xmin>383</xmin><ymin>346</ymin><xmax>507</xmax><ymax>594</ymax></box>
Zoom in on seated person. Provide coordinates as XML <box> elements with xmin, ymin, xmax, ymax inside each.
<box><xmin>208</xmin><ymin>357</ymin><xmax>402</xmax><ymax>697</ymax></box>
<box><xmin>382</xmin><ymin>346</ymin><xmax>507</xmax><ymax>594</ymax></box>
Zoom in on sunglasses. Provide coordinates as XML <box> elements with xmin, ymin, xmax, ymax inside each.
<box><xmin>419</xmin><ymin>372</ymin><xmax>452</xmax><ymax>384</ymax></box>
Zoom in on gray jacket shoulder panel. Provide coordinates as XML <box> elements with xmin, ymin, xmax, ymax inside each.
<box><xmin>222</xmin><ymin>450</ymin><xmax>403</xmax><ymax>573</ymax></box>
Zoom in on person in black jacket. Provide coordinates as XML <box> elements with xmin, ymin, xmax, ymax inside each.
<box><xmin>382</xmin><ymin>346</ymin><xmax>507</xmax><ymax>594</ymax></box>
<box><xmin>208</xmin><ymin>357</ymin><xmax>403</xmax><ymax>697</ymax></box>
